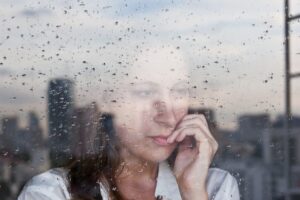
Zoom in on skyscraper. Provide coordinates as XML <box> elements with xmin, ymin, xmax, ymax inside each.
<box><xmin>47</xmin><ymin>78</ymin><xmax>74</xmax><ymax>167</ymax></box>
<box><xmin>70</xmin><ymin>102</ymin><xmax>101</xmax><ymax>159</ymax></box>
<box><xmin>0</xmin><ymin>117</ymin><xmax>18</xmax><ymax>151</ymax></box>
<box><xmin>28</xmin><ymin>112</ymin><xmax>44</xmax><ymax>149</ymax></box>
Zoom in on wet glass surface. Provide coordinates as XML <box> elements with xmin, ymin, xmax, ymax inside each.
<box><xmin>1</xmin><ymin>0</ymin><xmax>300</xmax><ymax>200</ymax></box>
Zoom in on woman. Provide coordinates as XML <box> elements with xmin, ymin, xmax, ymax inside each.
<box><xmin>18</xmin><ymin>44</ymin><xmax>240</xmax><ymax>200</ymax></box>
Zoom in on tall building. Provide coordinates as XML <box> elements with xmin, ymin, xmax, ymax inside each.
<box><xmin>0</xmin><ymin>117</ymin><xmax>18</xmax><ymax>152</ymax></box>
<box><xmin>219</xmin><ymin>160</ymin><xmax>272</xmax><ymax>200</ymax></box>
<box><xmin>238</xmin><ymin>114</ymin><xmax>271</xmax><ymax>142</ymax></box>
<box><xmin>47</xmin><ymin>78</ymin><xmax>74</xmax><ymax>167</ymax></box>
<box><xmin>70</xmin><ymin>102</ymin><xmax>101</xmax><ymax>159</ymax></box>
<box><xmin>28</xmin><ymin>112</ymin><xmax>44</xmax><ymax>149</ymax></box>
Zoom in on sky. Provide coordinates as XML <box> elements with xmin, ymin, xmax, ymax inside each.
<box><xmin>0</xmin><ymin>0</ymin><xmax>300</xmax><ymax>132</ymax></box>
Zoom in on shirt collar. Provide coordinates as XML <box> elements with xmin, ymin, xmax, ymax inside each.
<box><xmin>98</xmin><ymin>161</ymin><xmax>182</xmax><ymax>200</ymax></box>
<box><xmin>155</xmin><ymin>161</ymin><xmax>182</xmax><ymax>200</ymax></box>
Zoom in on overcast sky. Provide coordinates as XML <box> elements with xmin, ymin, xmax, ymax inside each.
<box><xmin>0</xmin><ymin>0</ymin><xmax>300</xmax><ymax>132</ymax></box>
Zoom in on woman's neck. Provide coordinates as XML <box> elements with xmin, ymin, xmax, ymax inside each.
<box><xmin>115</xmin><ymin>149</ymin><xmax>159</xmax><ymax>200</ymax></box>
<box><xmin>117</xmin><ymin>148</ymin><xmax>158</xmax><ymax>180</ymax></box>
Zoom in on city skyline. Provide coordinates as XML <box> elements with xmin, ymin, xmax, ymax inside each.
<box><xmin>1</xmin><ymin>1</ymin><xmax>300</xmax><ymax>200</ymax></box>
<box><xmin>1</xmin><ymin>83</ymin><xmax>299</xmax><ymax>199</ymax></box>
<box><xmin>1</xmin><ymin>0</ymin><xmax>300</xmax><ymax>130</ymax></box>
<box><xmin>1</xmin><ymin>77</ymin><xmax>299</xmax><ymax>137</ymax></box>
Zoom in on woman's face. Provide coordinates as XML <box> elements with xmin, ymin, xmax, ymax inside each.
<box><xmin>109</xmin><ymin>47</ymin><xmax>190</xmax><ymax>163</ymax></box>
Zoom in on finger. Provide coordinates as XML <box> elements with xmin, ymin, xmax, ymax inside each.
<box><xmin>179</xmin><ymin>114</ymin><xmax>208</xmax><ymax>128</ymax></box>
<box><xmin>177</xmin><ymin>136</ymin><xmax>194</xmax><ymax>150</ymax></box>
<box><xmin>175</xmin><ymin>127</ymin><xmax>211</xmax><ymax>146</ymax></box>
<box><xmin>190</xmin><ymin>141</ymin><xmax>214</xmax><ymax>172</ymax></box>
<box><xmin>176</xmin><ymin>128</ymin><xmax>218</xmax><ymax>155</ymax></box>
<box><xmin>176</xmin><ymin>114</ymin><xmax>212</xmax><ymax>138</ymax></box>
<box><xmin>176</xmin><ymin>119</ymin><xmax>213</xmax><ymax>141</ymax></box>
<box><xmin>167</xmin><ymin>125</ymin><xmax>203</xmax><ymax>144</ymax></box>
<box><xmin>176</xmin><ymin>127</ymin><xmax>205</xmax><ymax>143</ymax></box>
<box><xmin>168</xmin><ymin>121</ymin><xmax>211</xmax><ymax>144</ymax></box>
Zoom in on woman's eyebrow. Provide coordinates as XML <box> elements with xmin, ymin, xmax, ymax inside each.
<box><xmin>172</xmin><ymin>80</ymin><xmax>189</xmax><ymax>88</ymax></box>
<box><xmin>130</xmin><ymin>81</ymin><xmax>159</xmax><ymax>87</ymax></box>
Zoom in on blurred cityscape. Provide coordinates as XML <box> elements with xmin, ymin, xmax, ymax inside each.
<box><xmin>0</xmin><ymin>78</ymin><xmax>300</xmax><ymax>200</ymax></box>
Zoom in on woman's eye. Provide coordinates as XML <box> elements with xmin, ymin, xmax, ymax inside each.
<box><xmin>132</xmin><ymin>90</ymin><xmax>155</xmax><ymax>98</ymax></box>
<box><xmin>171</xmin><ymin>88</ymin><xmax>190</xmax><ymax>97</ymax></box>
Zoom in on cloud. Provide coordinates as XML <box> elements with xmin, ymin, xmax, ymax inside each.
<box><xmin>0</xmin><ymin>0</ymin><xmax>298</xmax><ymax>129</ymax></box>
<box><xmin>20</xmin><ymin>8</ymin><xmax>52</xmax><ymax>17</ymax></box>
<box><xmin>0</xmin><ymin>68</ymin><xmax>15</xmax><ymax>76</ymax></box>
<box><xmin>0</xmin><ymin>87</ymin><xmax>39</xmax><ymax>104</ymax></box>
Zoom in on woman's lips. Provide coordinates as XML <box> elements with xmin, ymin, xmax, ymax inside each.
<box><xmin>150</xmin><ymin>136</ymin><xmax>170</xmax><ymax>146</ymax></box>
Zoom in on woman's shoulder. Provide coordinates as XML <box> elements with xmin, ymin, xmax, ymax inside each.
<box><xmin>207</xmin><ymin>168</ymin><xmax>240</xmax><ymax>200</ymax></box>
<box><xmin>18</xmin><ymin>168</ymin><xmax>71</xmax><ymax>200</ymax></box>
<box><xmin>157</xmin><ymin>162</ymin><xmax>239</xmax><ymax>200</ymax></box>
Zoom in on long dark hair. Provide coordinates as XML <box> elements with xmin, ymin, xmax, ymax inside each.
<box><xmin>66</xmin><ymin>113</ymin><xmax>122</xmax><ymax>199</ymax></box>
<box><xmin>66</xmin><ymin>113</ymin><xmax>178</xmax><ymax>200</ymax></box>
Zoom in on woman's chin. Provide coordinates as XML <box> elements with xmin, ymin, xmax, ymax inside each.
<box><xmin>142</xmin><ymin>147</ymin><xmax>175</xmax><ymax>163</ymax></box>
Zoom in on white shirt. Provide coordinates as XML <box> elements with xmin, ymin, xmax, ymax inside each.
<box><xmin>18</xmin><ymin>162</ymin><xmax>240</xmax><ymax>200</ymax></box>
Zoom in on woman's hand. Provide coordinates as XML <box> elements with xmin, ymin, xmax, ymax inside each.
<box><xmin>167</xmin><ymin>114</ymin><xmax>218</xmax><ymax>200</ymax></box>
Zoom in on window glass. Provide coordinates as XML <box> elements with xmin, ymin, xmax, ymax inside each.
<box><xmin>0</xmin><ymin>1</ymin><xmax>300</xmax><ymax>200</ymax></box>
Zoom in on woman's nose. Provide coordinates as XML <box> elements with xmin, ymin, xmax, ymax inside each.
<box><xmin>152</xmin><ymin>100</ymin><xmax>177</xmax><ymax>129</ymax></box>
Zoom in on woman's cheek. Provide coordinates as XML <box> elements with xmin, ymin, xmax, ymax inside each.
<box><xmin>115</xmin><ymin>109</ymin><xmax>152</xmax><ymax>139</ymax></box>
<box><xmin>140</xmin><ymin>110</ymin><xmax>153</xmax><ymax>133</ymax></box>
<box><xmin>115</xmin><ymin>124</ymin><xmax>129</xmax><ymax>140</ymax></box>
<box><xmin>174</xmin><ymin>107</ymin><xmax>188</xmax><ymax>122</ymax></box>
